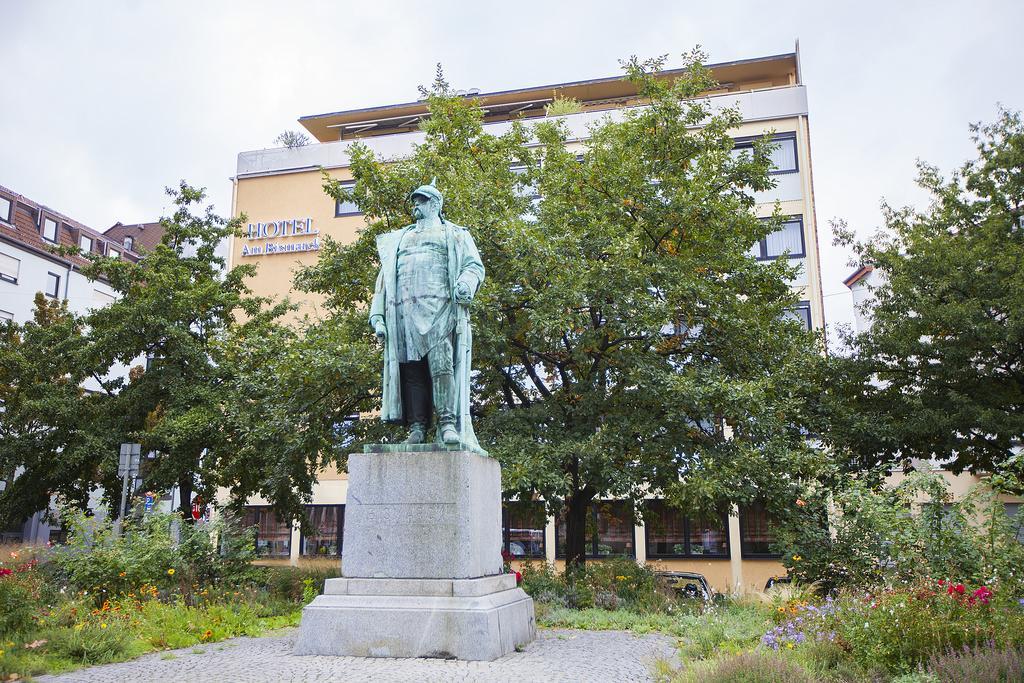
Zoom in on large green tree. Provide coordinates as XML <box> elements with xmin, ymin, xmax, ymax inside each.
<box><xmin>0</xmin><ymin>295</ymin><xmax>115</xmax><ymax>526</ymax></box>
<box><xmin>828</xmin><ymin>109</ymin><xmax>1024</xmax><ymax>488</ymax></box>
<box><xmin>299</xmin><ymin>52</ymin><xmax>824</xmax><ymax>568</ymax></box>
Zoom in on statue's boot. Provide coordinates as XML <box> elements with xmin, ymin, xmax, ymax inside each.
<box><xmin>406</xmin><ymin>422</ymin><xmax>426</xmax><ymax>444</ymax></box>
<box><xmin>433</xmin><ymin>372</ymin><xmax>459</xmax><ymax>445</ymax></box>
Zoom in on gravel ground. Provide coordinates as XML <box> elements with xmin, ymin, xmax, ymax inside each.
<box><xmin>34</xmin><ymin>628</ymin><xmax>677</xmax><ymax>683</ymax></box>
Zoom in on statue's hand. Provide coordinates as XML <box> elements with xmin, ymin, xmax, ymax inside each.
<box><xmin>454</xmin><ymin>281</ymin><xmax>473</xmax><ymax>305</ymax></box>
<box><xmin>373</xmin><ymin>321</ymin><xmax>387</xmax><ymax>341</ymax></box>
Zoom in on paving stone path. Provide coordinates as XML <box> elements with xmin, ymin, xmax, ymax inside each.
<box><xmin>36</xmin><ymin>628</ymin><xmax>678</xmax><ymax>682</ymax></box>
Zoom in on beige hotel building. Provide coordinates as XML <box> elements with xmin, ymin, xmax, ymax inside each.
<box><xmin>229</xmin><ymin>50</ymin><xmax>823</xmax><ymax>592</ymax></box>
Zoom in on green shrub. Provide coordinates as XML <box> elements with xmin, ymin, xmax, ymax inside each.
<box><xmin>519</xmin><ymin>558</ymin><xmax>676</xmax><ymax>612</ymax></box>
<box><xmin>51</xmin><ymin>508</ymin><xmax>260</xmax><ymax>603</ymax></box>
<box><xmin>676</xmin><ymin>603</ymin><xmax>771</xmax><ymax>660</ymax></box>
<box><xmin>775</xmin><ymin>472</ymin><xmax>1024</xmax><ymax>593</ymax></box>
<box><xmin>45</xmin><ymin>622</ymin><xmax>135</xmax><ymax>664</ymax></box>
<box><xmin>0</xmin><ymin>575</ymin><xmax>35</xmax><ymax>637</ymax></box>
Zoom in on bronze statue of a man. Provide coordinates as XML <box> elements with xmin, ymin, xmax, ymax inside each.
<box><xmin>369</xmin><ymin>181</ymin><xmax>486</xmax><ymax>452</ymax></box>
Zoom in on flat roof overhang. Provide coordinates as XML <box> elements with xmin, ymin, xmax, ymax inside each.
<box><xmin>299</xmin><ymin>52</ymin><xmax>798</xmax><ymax>142</ymax></box>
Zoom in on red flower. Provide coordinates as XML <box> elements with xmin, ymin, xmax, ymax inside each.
<box><xmin>972</xmin><ymin>586</ymin><xmax>993</xmax><ymax>605</ymax></box>
<box><xmin>514</xmin><ymin>570</ymin><xmax>522</xmax><ymax>585</ymax></box>
<box><xmin>938</xmin><ymin>579</ymin><xmax>946</xmax><ymax>587</ymax></box>
<box><xmin>0</xmin><ymin>567</ymin><xmax>11</xmax><ymax>577</ymax></box>
<box><xmin>954</xmin><ymin>583</ymin><xmax>966</xmax><ymax>595</ymax></box>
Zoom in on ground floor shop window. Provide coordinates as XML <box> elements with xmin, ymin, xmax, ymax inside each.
<box><xmin>242</xmin><ymin>506</ymin><xmax>291</xmax><ymax>558</ymax></box>
<box><xmin>645</xmin><ymin>500</ymin><xmax>729</xmax><ymax>558</ymax></box>
<box><xmin>556</xmin><ymin>500</ymin><xmax>635</xmax><ymax>558</ymax></box>
<box><xmin>301</xmin><ymin>505</ymin><xmax>344</xmax><ymax>557</ymax></box>
<box><xmin>502</xmin><ymin>500</ymin><xmax>545</xmax><ymax>559</ymax></box>
<box><xmin>739</xmin><ymin>501</ymin><xmax>781</xmax><ymax>558</ymax></box>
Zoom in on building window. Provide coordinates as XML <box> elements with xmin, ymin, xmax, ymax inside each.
<box><xmin>645</xmin><ymin>500</ymin><xmax>730</xmax><ymax>558</ymax></box>
<box><xmin>107</xmin><ymin>247</ymin><xmax>121</xmax><ymax>259</ymax></box>
<box><xmin>0</xmin><ymin>196</ymin><xmax>11</xmax><ymax>223</ymax></box>
<box><xmin>242</xmin><ymin>506</ymin><xmax>291</xmax><ymax>558</ymax></box>
<box><xmin>503</xmin><ymin>500</ymin><xmax>546</xmax><ymax>559</ymax></box>
<box><xmin>0</xmin><ymin>252</ymin><xmax>19</xmax><ymax>284</ymax></box>
<box><xmin>751</xmin><ymin>217</ymin><xmax>805</xmax><ymax>260</ymax></box>
<box><xmin>739</xmin><ymin>501</ymin><xmax>781</xmax><ymax>558</ymax></box>
<box><xmin>783</xmin><ymin>300</ymin><xmax>812</xmax><ymax>330</ymax></box>
<box><xmin>731</xmin><ymin>133</ymin><xmax>798</xmax><ymax>175</ymax></box>
<box><xmin>45</xmin><ymin>272</ymin><xmax>61</xmax><ymax>299</ymax></box>
<box><xmin>1007</xmin><ymin>503</ymin><xmax>1024</xmax><ymax>544</ymax></box>
<box><xmin>123</xmin><ymin>236</ymin><xmax>134</xmax><ymax>251</ymax></box>
<box><xmin>79</xmin><ymin>234</ymin><xmax>93</xmax><ymax>253</ymax></box>
<box><xmin>556</xmin><ymin>500</ymin><xmax>635</xmax><ymax>558</ymax></box>
<box><xmin>42</xmin><ymin>217</ymin><xmax>59</xmax><ymax>243</ymax></box>
<box><xmin>300</xmin><ymin>505</ymin><xmax>343</xmax><ymax>557</ymax></box>
<box><xmin>334</xmin><ymin>182</ymin><xmax>361</xmax><ymax>216</ymax></box>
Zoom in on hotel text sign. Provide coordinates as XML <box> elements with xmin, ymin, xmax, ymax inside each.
<box><xmin>240</xmin><ymin>217</ymin><xmax>320</xmax><ymax>257</ymax></box>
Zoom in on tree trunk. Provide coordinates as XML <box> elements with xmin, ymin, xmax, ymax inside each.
<box><xmin>177</xmin><ymin>474</ymin><xmax>193</xmax><ymax>523</ymax></box>
<box><xmin>563</xmin><ymin>489</ymin><xmax>594</xmax><ymax>574</ymax></box>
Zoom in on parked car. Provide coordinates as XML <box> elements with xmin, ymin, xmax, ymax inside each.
<box><xmin>655</xmin><ymin>571</ymin><xmax>712</xmax><ymax>601</ymax></box>
<box><xmin>764</xmin><ymin>574</ymin><xmax>792</xmax><ymax>591</ymax></box>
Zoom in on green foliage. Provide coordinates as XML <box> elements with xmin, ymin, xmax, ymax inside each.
<box><xmin>44</xmin><ymin>622</ymin><xmax>135</xmax><ymax>664</ymax></box>
<box><xmin>0</xmin><ymin>295</ymin><xmax>112</xmax><ymax>524</ymax></box>
<box><xmin>298</xmin><ymin>50</ymin><xmax>824</xmax><ymax>568</ymax></box>
<box><xmin>775</xmin><ymin>471</ymin><xmax>1024</xmax><ymax>592</ymax></box>
<box><xmin>675</xmin><ymin>602</ymin><xmax>771</xmax><ymax>660</ymax></box>
<box><xmin>544</xmin><ymin>96</ymin><xmax>582</xmax><ymax>116</ymax></box>
<box><xmin>825</xmin><ymin>583</ymin><xmax>1024</xmax><ymax>675</ymax></box>
<box><xmin>0</xmin><ymin>575</ymin><xmax>36</xmax><ymax>637</ymax></box>
<box><xmin>828</xmin><ymin>108</ymin><xmax>1024</xmax><ymax>486</ymax></box>
<box><xmin>51</xmin><ymin>509</ymin><xmax>258</xmax><ymax>602</ymax></box>
<box><xmin>519</xmin><ymin>558</ymin><xmax>675</xmax><ymax>612</ymax></box>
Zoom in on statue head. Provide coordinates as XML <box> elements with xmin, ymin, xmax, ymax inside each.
<box><xmin>409</xmin><ymin>179</ymin><xmax>443</xmax><ymax>222</ymax></box>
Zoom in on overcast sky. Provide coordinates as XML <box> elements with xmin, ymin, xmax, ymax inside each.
<box><xmin>3</xmin><ymin>0</ymin><xmax>1022</xmax><ymax>338</ymax></box>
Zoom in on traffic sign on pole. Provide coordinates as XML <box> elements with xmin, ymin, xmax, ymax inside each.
<box><xmin>191</xmin><ymin>496</ymin><xmax>204</xmax><ymax>521</ymax></box>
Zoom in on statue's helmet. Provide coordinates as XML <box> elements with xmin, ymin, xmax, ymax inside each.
<box><xmin>408</xmin><ymin>179</ymin><xmax>443</xmax><ymax>210</ymax></box>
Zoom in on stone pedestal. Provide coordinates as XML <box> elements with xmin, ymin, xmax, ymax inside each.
<box><xmin>295</xmin><ymin>449</ymin><xmax>536</xmax><ymax>661</ymax></box>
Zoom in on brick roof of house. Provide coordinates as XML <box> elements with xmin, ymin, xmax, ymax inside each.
<box><xmin>104</xmin><ymin>221</ymin><xmax>165</xmax><ymax>253</ymax></box>
<box><xmin>0</xmin><ymin>184</ymin><xmax>136</xmax><ymax>269</ymax></box>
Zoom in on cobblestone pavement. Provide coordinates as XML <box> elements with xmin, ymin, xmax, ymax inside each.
<box><xmin>36</xmin><ymin>628</ymin><xmax>678</xmax><ymax>682</ymax></box>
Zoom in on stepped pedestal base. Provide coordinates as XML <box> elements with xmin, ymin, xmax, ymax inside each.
<box><xmin>295</xmin><ymin>449</ymin><xmax>536</xmax><ymax>661</ymax></box>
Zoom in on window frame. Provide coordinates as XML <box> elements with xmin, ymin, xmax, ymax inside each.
<box><xmin>79</xmin><ymin>234</ymin><xmax>93</xmax><ymax>254</ymax></box>
<box><xmin>242</xmin><ymin>505</ymin><xmax>292</xmax><ymax>559</ymax></box>
<box><xmin>643</xmin><ymin>499</ymin><xmax>731</xmax><ymax>560</ymax></box>
<box><xmin>42</xmin><ymin>216</ymin><xmax>60</xmax><ymax>243</ymax></box>
<box><xmin>784</xmin><ymin>300</ymin><xmax>812</xmax><ymax>330</ymax></box>
<box><xmin>502</xmin><ymin>500</ymin><xmax>547</xmax><ymax>559</ymax></box>
<box><xmin>45</xmin><ymin>272</ymin><xmax>61</xmax><ymax>299</ymax></box>
<box><xmin>739</xmin><ymin>501</ymin><xmax>782</xmax><ymax>559</ymax></box>
<box><xmin>334</xmin><ymin>181</ymin><xmax>362</xmax><ymax>217</ymax></box>
<box><xmin>751</xmin><ymin>216</ymin><xmax>806</xmax><ymax>261</ymax></box>
<box><xmin>107</xmin><ymin>246</ymin><xmax>121</xmax><ymax>259</ymax></box>
<box><xmin>0</xmin><ymin>251</ymin><xmax>20</xmax><ymax>284</ymax></box>
<box><xmin>731</xmin><ymin>132</ymin><xmax>798</xmax><ymax>175</ymax></box>
<box><xmin>0</xmin><ymin>195</ymin><xmax>12</xmax><ymax>225</ymax></box>
<box><xmin>555</xmin><ymin>500</ymin><xmax>637</xmax><ymax>559</ymax></box>
<box><xmin>298</xmin><ymin>504</ymin><xmax>344</xmax><ymax>558</ymax></box>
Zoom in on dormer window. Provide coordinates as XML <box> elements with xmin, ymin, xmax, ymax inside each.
<box><xmin>0</xmin><ymin>196</ymin><xmax>11</xmax><ymax>224</ymax></box>
<box><xmin>108</xmin><ymin>247</ymin><xmax>121</xmax><ymax>259</ymax></box>
<box><xmin>79</xmin><ymin>234</ymin><xmax>93</xmax><ymax>253</ymax></box>
<box><xmin>42</xmin><ymin>217</ymin><xmax>59</xmax><ymax>243</ymax></box>
<box><xmin>123</xmin><ymin>236</ymin><xmax>134</xmax><ymax>251</ymax></box>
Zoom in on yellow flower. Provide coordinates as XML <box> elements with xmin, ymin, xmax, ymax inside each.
<box><xmin>777</xmin><ymin>607</ymin><xmax>785</xmax><ymax>613</ymax></box>
<box><xmin>786</xmin><ymin>642</ymin><xmax>794</xmax><ymax>649</ymax></box>
<box><xmin>167</xmin><ymin>568</ymin><xmax>176</xmax><ymax>576</ymax></box>
<box><xmin>615</xmin><ymin>575</ymin><xmax>626</xmax><ymax>581</ymax></box>
<box><xmin>792</xmin><ymin>555</ymin><xmax>802</xmax><ymax>562</ymax></box>
<box><xmin>101</xmin><ymin>623</ymin><xmax>108</xmax><ymax>629</ymax></box>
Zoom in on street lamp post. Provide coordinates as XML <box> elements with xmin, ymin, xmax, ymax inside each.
<box><xmin>116</xmin><ymin>443</ymin><xmax>141</xmax><ymax>536</ymax></box>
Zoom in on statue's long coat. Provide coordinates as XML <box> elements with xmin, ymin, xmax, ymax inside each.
<box><xmin>369</xmin><ymin>221</ymin><xmax>486</xmax><ymax>453</ymax></box>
